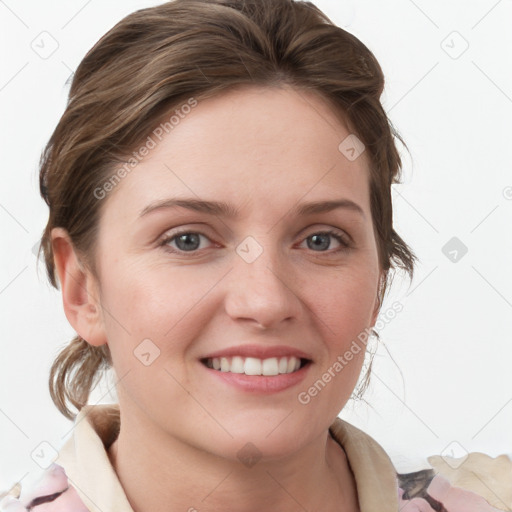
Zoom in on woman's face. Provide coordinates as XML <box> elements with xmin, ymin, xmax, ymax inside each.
<box><xmin>89</xmin><ymin>85</ymin><xmax>382</xmax><ymax>460</ymax></box>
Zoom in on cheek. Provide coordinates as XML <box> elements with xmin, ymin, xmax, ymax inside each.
<box><xmin>313</xmin><ymin>271</ymin><xmax>378</xmax><ymax>341</ymax></box>
<box><xmin>100</xmin><ymin>261</ymin><xmax>192</xmax><ymax>328</ymax></box>
<box><xmin>97</xmin><ymin>263</ymin><xmax>219</xmax><ymax>364</ymax></box>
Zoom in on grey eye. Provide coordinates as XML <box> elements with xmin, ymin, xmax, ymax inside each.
<box><xmin>173</xmin><ymin>232</ymin><xmax>202</xmax><ymax>251</ymax></box>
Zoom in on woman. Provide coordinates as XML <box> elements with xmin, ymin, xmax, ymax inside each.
<box><xmin>0</xmin><ymin>0</ymin><xmax>508</xmax><ymax>510</ymax></box>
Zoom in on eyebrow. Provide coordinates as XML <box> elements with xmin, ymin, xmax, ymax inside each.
<box><xmin>139</xmin><ymin>198</ymin><xmax>365</xmax><ymax>219</ymax></box>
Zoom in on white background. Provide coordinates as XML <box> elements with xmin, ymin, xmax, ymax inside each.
<box><xmin>1</xmin><ymin>0</ymin><xmax>511</xmax><ymax>490</ymax></box>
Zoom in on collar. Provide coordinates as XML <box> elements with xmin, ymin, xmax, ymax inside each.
<box><xmin>56</xmin><ymin>404</ymin><xmax>398</xmax><ymax>511</ymax></box>
<box><xmin>329</xmin><ymin>417</ymin><xmax>398</xmax><ymax>510</ymax></box>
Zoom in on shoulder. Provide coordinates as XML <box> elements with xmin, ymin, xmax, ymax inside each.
<box><xmin>330</xmin><ymin>417</ymin><xmax>511</xmax><ymax>510</ymax></box>
<box><xmin>398</xmin><ymin>452</ymin><xmax>512</xmax><ymax>511</ymax></box>
<box><xmin>0</xmin><ymin>463</ymin><xmax>89</xmax><ymax>512</ymax></box>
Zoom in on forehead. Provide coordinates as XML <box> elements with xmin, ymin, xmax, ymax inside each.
<box><xmin>104</xmin><ymin>85</ymin><xmax>371</xmax><ymax>221</ymax></box>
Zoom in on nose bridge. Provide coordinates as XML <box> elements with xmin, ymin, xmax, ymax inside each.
<box><xmin>225</xmin><ymin>234</ymin><xmax>299</xmax><ymax>328</ymax></box>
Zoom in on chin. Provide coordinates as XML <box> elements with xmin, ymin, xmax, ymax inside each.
<box><xmin>207</xmin><ymin>418</ymin><xmax>316</xmax><ymax>463</ymax></box>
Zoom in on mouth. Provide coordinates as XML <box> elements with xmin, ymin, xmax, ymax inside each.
<box><xmin>200</xmin><ymin>356</ymin><xmax>311</xmax><ymax>376</ymax></box>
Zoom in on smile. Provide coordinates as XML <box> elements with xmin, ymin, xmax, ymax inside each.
<box><xmin>202</xmin><ymin>356</ymin><xmax>309</xmax><ymax>376</ymax></box>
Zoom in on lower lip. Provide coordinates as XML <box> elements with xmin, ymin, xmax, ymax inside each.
<box><xmin>201</xmin><ymin>361</ymin><xmax>312</xmax><ymax>393</ymax></box>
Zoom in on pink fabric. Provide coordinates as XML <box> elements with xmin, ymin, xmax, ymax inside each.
<box><xmin>1</xmin><ymin>463</ymin><xmax>504</xmax><ymax>511</ymax></box>
<box><xmin>0</xmin><ymin>464</ymin><xmax>88</xmax><ymax>512</ymax></box>
<box><xmin>398</xmin><ymin>475</ymin><xmax>503</xmax><ymax>511</ymax></box>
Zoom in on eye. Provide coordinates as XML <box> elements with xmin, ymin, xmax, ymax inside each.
<box><xmin>299</xmin><ymin>230</ymin><xmax>352</xmax><ymax>254</ymax></box>
<box><xmin>160</xmin><ymin>230</ymin><xmax>214</xmax><ymax>253</ymax></box>
<box><xmin>159</xmin><ymin>228</ymin><xmax>352</xmax><ymax>256</ymax></box>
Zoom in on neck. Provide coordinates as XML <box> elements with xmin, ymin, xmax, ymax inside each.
<box><xmin>107</xmin><ymin>410</ymin><xmax>359</xmax><ymax>512</ymax></box>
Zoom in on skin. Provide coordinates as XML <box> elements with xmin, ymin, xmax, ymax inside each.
<box><xmin>52</xmin><ymin>84</ymin><xmax>383</xmax><ymax>512</ymax></box>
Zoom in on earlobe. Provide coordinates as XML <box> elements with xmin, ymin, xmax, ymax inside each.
<box><xmin>51</xmin><ymin>227</ymin><xmax>107</xmax><ymax>347</ymax></box>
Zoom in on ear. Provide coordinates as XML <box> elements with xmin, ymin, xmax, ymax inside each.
<box><xmin>51</xmin><ymin>227</ymin><xmax>107</xmax><ymax>347</ymax></box>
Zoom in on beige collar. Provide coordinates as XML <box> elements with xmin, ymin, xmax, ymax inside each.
<box><xmin>57</xmin><ymin>404</ymin><xmax>398</xmax><ymax>512</ymax></box>
<box><xmin>329</xmin><ymin>418</ymin><xmax>398</xmax><ymax>511</ymax></box>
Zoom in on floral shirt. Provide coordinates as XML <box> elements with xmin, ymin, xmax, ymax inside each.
<box><xmin>1</xmin><ymin>405</ymin><xmax>510</xmax><ymax>511</ymax></box>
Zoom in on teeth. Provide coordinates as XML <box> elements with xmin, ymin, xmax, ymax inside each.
<box><xmin>278</xmin><ymin>357</ymin><xmax>288</xmax><ymax>373</ymax></box>
<box><xmin>231</xmin><ymin>356</ymin><xmax>245</xmax><ymax>373</ymax></box>
<box><xmin>262</xmin><ymin>357</ymin><xmax>279</xmax><ymax>375</ymax></box>
<box><xmin>206</xmin><ymin>356</ymin><xmax>304</xmax><ymax>376</ymax></box>
<box><xmin>245</xmin><ymin>357</ymin><xmax>262</xmax><ymax>375</ymax></box>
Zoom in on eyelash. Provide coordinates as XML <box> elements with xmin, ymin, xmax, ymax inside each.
<box><xmin>158</xmin><ymin>228</ymin><xmax>352</xmax><ymax>256</ymax></box>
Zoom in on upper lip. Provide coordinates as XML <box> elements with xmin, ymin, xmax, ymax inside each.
<box><xmin>200</xmin><ymin>344</ymin><xmax>313</xmax><ymax>361</ymax></box>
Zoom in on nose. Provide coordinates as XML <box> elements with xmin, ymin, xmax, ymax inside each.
<box><xmin>224</xmin><ymin>242</ymin><xmax>302</xmax><ymax>330</ymax></box>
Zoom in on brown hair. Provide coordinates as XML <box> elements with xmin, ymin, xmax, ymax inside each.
<box><xmin>37</xmin><ymin>0</ymin><xmax>417</xmax><ymax>420</ymax></box>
